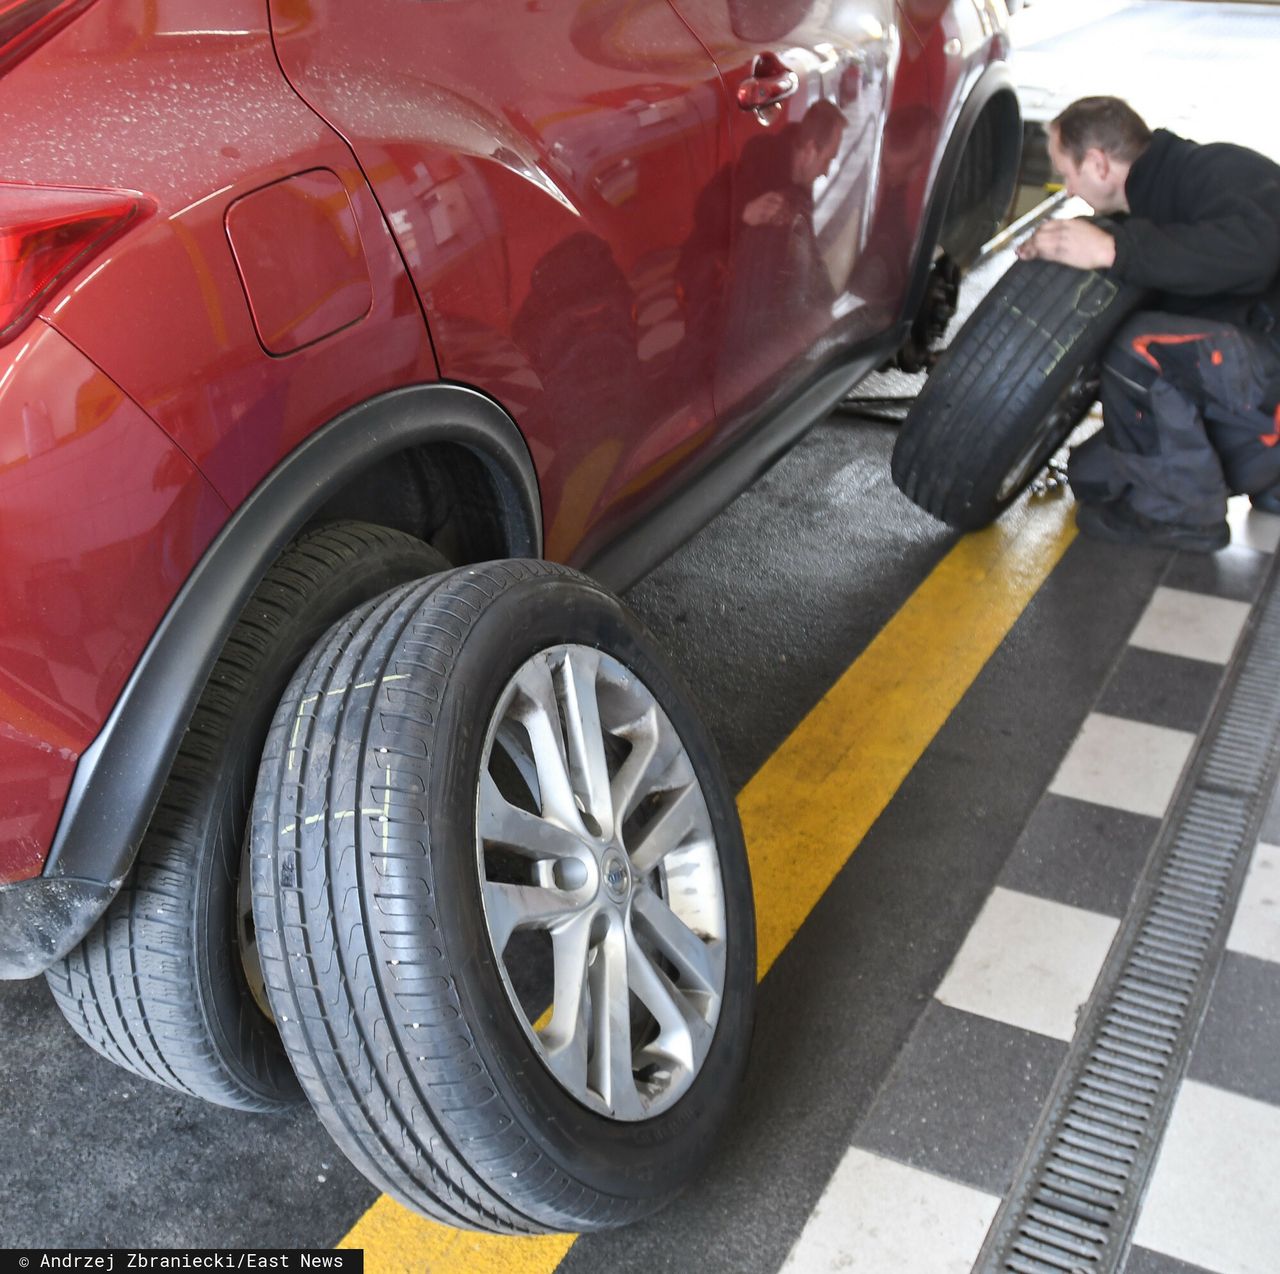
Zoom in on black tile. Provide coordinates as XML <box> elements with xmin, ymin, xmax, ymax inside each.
<box><xmin>1187</xmin><ymin>951</ymin><xmax>1280</xmax><ymax>1106</ymax></box>
<box><xmin>1163</xmin><ymin>544</ymin><xmax>1271</xmax><ymax>603</ymax></box>
<box><xmin>1124</xmin><ymin>1245</ymin><xmax>1216</xmax><ymax>1274</ymax></box>
<box><xmin>1095</xmin><ymin>647</ymin><xmax>1224</xmax><ymax>735</ymax></box>
<box><xmin>1000</xmin><ymin>793</ymin><xmax>1159</xmax><ymax>918</ymax></box>
<box><xmin>854</xmin><ymin>1002</ymin><xmax>1066</xmax><ymax>1197</ymax></box>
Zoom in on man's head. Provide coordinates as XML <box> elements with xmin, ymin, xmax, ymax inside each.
<box><xmin>793</xmin><ymin>99</ymin><xmax>845</xmax><ymax>186</ymax></box>
<box><xmin>1048</xmin><ymin>96</ymin><xmax>1152</xmax><ymax>214</ymax></box>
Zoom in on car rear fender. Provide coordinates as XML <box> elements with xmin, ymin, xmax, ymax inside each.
<box><xmin>0</xmin><ymin>383</ymin><xmax>541</xmax><ymax>978</ymax></box>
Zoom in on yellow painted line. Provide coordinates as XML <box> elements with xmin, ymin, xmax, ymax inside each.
<box><xmin>338</xmin><ymin>1205</ymin><xmax>574</xmax><ymax>1272</ymax></box>
<box><xmin>746</xmin><ymin>496</ymin><xmax>1075</xmax><ymax>975</ymax></box>
<box><xmin>338</xmin><ymin>496</ymin><xmax>1077</xmax><ymax>1272</ymax></box>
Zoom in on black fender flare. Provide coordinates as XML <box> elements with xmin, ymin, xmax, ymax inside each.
<box><xmin>1</xmin><ymin>383</ymin><xmax>541</xmax><ymax>978</ymax></box>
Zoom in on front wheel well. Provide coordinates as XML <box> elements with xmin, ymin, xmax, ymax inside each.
<box><xmin>938</xmin><ymin>87</ymin><xmax>1023</xmax><ymax>269</ymax></box>
<box><xmin>894</xmin><ymin>79</ymin><xmax>1022</xmax><ymax>369</ymax></box>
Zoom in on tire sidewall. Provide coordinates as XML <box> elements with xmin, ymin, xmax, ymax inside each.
<box><xmin>418</xmin><ymin>572</ymin><xmax>755</xmax><ymax>1203</ymax></box>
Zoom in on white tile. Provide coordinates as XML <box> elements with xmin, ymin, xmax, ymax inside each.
<box><xmin>1227</xmin><ymin>495</ymin><xmax>1280</xmax><ymax>554</ymax></box>
<box><xmin>1048</xmin><ymin>713</ymin><xmax>1194</xmax><ymax>818</ymax></box>
<box><xmin>935</xmin><ymin>887</ymin><xmax>1119</xmax><ymax>1041</ymax></box>
<box><xmin>1129</xmin><ymin>587</ymin><xmax>1250</xmax><ymax>665</ymax></box>
<box><xmin>779</xmin><ymin>1148</ymin><xmax>999</xmax><ymax>1274</ymax></box>
<box><xmin>1134</xmin><ymin>1080</ymin><xmax>1280</xmax><ymax>1274</ymax></box>
<box><xmin>1227</xmin><ymin>841</ymin><xmax>1280</xmax><ymax>964</ymax></box>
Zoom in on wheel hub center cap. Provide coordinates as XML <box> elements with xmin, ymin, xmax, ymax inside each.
<box><xmin>601</xmin><ymin>848</ymin><xmax>631</xmax><ymax>903</ymax></box>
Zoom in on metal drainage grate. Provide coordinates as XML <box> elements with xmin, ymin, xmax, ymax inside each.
<box><xmin>978</xmin><ymin>566</ymin><xmax>1280</xmax><ymax>1274</ymax></box>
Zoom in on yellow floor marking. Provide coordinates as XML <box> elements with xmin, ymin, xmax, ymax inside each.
<box><xmin>746</xmin><ymin>496</ymin><xmax>1075</xmax><ymax>975</ymax></box>
<box><xmin>338</xmin><ymin>1205</ymin><xmax>574</xmax><ymax>1272</ymax></box>
<box><xmin>338</xmin><ymin>496</ymin><xmax>1077</xmax><ymax>1272</ymax></box>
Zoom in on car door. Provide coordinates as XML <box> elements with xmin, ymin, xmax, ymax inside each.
<box><xmin>665</xmin><ymin>0</ymin><xmax>900</xmax><ymax>431</ymax></box>
<box><xmin>268</xmin><ymin>0</ymin><xmax>737</xmax><ymax>564</ymax></box>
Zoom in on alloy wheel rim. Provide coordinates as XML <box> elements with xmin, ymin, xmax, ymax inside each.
<box><xmin>476</xmin><ymin>643</ymin><xmax>727</xmax><ymax>1121</ymax></box>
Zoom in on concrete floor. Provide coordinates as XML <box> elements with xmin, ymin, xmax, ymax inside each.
<box><xmin>2</xmin><ymin>2</ymin><xmax>1278</xmax><ymax>1270</ymax></box>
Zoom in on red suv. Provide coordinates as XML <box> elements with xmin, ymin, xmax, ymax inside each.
<box><xmin>1</xmin><ymin>0</ymin><xmax>1019</xmax><ymax>1235</ymax></box>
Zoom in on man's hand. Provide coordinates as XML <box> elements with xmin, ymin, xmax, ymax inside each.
<box><xmin>742</xmin><ymin>191</ymin><xmax>787</xmax><ymax>227</ymax></box>
<box><xmin>1016</xmin><ymin>217</ymin><xmax>1117</xmax><ymax>269</ymax></box>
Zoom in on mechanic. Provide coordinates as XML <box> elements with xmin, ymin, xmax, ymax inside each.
<box><xmin>1017</xmin><ymin>95</ymin><xmax>1280</xmax><ymax>552</ymax></box>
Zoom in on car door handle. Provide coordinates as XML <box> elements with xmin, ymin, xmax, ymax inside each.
<box><xmin>736</xmin><ymin>52</ymin><xmax>799</xmax><ymax>110</ymax></box>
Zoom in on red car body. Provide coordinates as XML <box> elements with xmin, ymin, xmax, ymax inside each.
<box><xmin>0</xmin><ymin>0</ymin><xmax>1019</xmax><ymax>973</ymax></box>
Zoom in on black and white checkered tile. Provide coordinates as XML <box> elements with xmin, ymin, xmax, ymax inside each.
<box><xmin>777</xmin><ymin>503</ymin><xmax>1280</xmax><ymax>1274</ymax></box>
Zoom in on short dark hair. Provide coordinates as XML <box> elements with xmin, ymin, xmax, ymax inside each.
<box><xmin>1052</xmin><ymin>97</ymin><xmax>1152</xmax><ymax>165</ymax></box>
<box><xmin>798</xmin><ymin>99</ymin><xmax>845</xmax><ymax>151</ymax></box>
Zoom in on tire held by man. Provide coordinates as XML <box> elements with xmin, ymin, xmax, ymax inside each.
<box><xmin>891</xmin><ymin>254</ymin><xmax>1146</xmax><ymax>530</ymax></box>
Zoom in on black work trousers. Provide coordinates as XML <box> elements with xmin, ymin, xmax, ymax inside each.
<box><xmin>1068</xmin><ymin>311</ymin><xmax>1280</xmax><ymax>525</ymax></box>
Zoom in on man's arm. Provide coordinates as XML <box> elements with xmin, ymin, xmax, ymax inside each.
<box><xmin>742</xmin><ymin>191</ymin><xmax>788</xmax><ymax>227</ymax></box>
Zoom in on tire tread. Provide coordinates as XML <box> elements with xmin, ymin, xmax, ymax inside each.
<box><xmin>892</xmin><ymin>258</ymin><xmax>1145</xmax><ymax>528</ymax></box>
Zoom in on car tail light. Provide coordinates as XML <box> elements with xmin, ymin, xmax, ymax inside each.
<box><xmin>0</xmin><ymin>183</ymin><xmax>153</xmax><ymax>346</ymax></box>
<box><xmin>0</xmin><ymin>0</ymin><xmax>96</xmax><ymax>77</ymax></box>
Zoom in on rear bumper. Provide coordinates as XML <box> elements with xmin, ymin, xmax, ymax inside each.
<box><xmin>0</xmin><ymin>875</ymin><xmax>117</xmax><ymax>978</ymax></box>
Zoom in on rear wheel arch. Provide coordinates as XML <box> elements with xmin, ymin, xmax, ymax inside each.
<box><xmin>35</xmin><ymin>384</ymin><xmax>544</xmax><ymax>963</ymax></box>
<box><xmin>305</xmin><ymin>436</ymin><xmax>521</xmax><ymax>566</ymax></box>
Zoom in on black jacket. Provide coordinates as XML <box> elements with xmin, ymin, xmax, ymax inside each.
<box><xmin>1110</xmin><ymin>129</ymin><xmax>1280</xmax><ymax>330</ymax></box>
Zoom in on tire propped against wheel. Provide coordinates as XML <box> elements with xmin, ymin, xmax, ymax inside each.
<box><xmin>250</xmin><ymin>560</ymin><xmax>756</xmax><ymax>1234</ymax></box>
<box><xmin>891</xmin><ymin>253</ymin><xmax>1146</xmax><ymax>530</ymax></box>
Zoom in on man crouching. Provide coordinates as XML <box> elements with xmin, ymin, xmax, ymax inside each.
<box><xmin>1018</xmin><ymin>96</ymin><xmax>1280</xmax><ymax>553</ymax></box>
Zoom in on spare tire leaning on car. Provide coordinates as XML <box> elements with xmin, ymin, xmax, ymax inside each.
<box><xmin>891</xmin><ymin>253</ymin><xmax>1148</xmax><ymax>530</ymax></box>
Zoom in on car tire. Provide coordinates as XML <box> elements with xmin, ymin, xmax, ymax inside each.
<box><xmin>890</xmin><ymin>256</ymin><xmax>1146</xmax><ymax>530</ymax></box>
<box><xmin>250</xmin><ymin>560</ymin><xmax>756</xmax><ymax>1233</ymax></box>
<box><xmin>46</xmin><ymin>522</ymin><xmax>448</xmax><ymax>1113</ymax></box>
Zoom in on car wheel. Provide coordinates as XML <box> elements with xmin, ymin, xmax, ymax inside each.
<box><xmin>46</xmin><ymin>522</ymin><xmax>448</xmax><ymax>1112</ymax></box>
<box><xmin>890</xmin><ymin>255</ymin><xmax>1146</xmax><ymax>530</ymax></box>
<box><xmin>250</xmin><ymin>560</ymin><xmax>755</xmax><ymax>1233</ymax></box>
